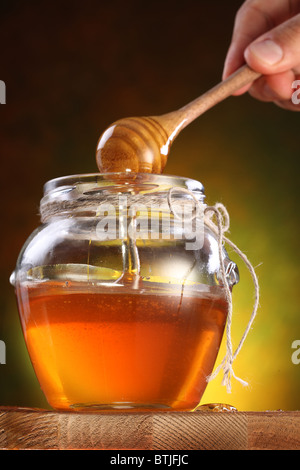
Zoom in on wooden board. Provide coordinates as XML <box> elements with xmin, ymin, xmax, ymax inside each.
<box><xmin>0</xmin><ymin>407</ymin><xmax>299</xmax><ymax>450</ymax></box>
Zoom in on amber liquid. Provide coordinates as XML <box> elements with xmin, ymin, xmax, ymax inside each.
<box><xmin>17</xmin><ymin>283</ymin><xmax>227</xmax><ymax>411</ymax></box>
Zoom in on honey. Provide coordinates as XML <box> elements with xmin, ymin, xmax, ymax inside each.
<box><xmin>17</xmin><ymin>280</ymin><xmax>228</xmax><ymax>411</ymax></box>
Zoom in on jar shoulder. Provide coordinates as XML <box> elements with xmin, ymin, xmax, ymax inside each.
<box><xmin>14</xmin><ymin>218</ymin><xmax>238</xmax><ymax>288</ymax></box>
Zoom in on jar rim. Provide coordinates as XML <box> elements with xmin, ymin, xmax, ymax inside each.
<box><xmin>43</xmin><ymin>172</ymin><xmax>205</xmax><ymax>196</ymax></box>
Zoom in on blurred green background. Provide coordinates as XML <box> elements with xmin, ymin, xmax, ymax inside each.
<box><xmin>0</xmin><ymin>0</ymin><xmax>299</xmax><ymax>411</ymax></box>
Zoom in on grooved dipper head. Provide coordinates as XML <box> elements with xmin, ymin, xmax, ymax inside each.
<box><xmin>96</xmin><ymin>117</ymin><xmax>169</xmax><ymax>174</ymax></box>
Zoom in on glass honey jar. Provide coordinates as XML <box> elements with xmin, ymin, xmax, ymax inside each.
<box><xmin>10</xmin><ymin>172</ymin><xmax>239</xmax><ymax>412</ymax></box>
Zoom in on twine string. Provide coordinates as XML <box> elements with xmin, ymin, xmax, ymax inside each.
<box><xmin>168</xmin><ymin>187</ymin><xmax>260</xmax><ymax>393</ymax></box>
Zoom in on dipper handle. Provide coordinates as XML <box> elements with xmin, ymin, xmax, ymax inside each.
<box><xmin>96</xmin><ymin>65</ymin><xmax>261</xmax><ymax>174</ymax></box>
<box><xmin>158</xmin><ymin>65</ymin><xmax>261</xmax><ymax>135</ymax></box>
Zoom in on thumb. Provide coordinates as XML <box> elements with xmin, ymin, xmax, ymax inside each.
<box><xmin>244</xmin><ymin>13</ymin><xmax>300</xmax><ymax>74</ymax></box>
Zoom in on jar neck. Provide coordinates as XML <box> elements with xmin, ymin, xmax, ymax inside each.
<box><xmin>40</xmin><ymin>173</ymin><xmax>205</xmax><ymax>223</ymax></box>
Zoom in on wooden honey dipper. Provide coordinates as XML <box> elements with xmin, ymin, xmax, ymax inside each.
<box><xmin>96</xmin><ymin>65</ymin><xmax>261</xmax><ymax>174</ymax></box>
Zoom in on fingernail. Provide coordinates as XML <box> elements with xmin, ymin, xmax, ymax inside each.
<box><xmin>248</xmin><ymin>39</ymin><xmax>283</xmax><ymax>65</ymax></box>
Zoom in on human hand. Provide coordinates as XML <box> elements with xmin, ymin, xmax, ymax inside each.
<box><xmin>223</xmin><ymin>0</ymin><xmax>300</xmax><ymax>111</ymax></box>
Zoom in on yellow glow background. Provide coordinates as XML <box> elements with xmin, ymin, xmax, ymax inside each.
<box><xmin>0</xmin><ymin>0</ymin><xmax>299</xmax><ymax>411</ymax></box>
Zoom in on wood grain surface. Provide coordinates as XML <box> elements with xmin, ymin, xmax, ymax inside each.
<box><xmin>0</xmin><ymin>407</ymin><xmax>299</xmax><ymax>450</ymax></box>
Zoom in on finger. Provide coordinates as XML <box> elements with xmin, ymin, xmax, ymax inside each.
<box><xmin>274</xmin><ymin>99</ymin><xmax>300</xmax><ymax>111</ymax></box>
<box><xmin>244</xmin><ymin>14</ymin><xmax>300</xmax><ymax>74</ymax></box>
<box><xmin>223</xmin><ymin>0</ymin><xmax>295</xmax><ymax>80</ymax></box>
<box><xmin>265</xmin><ymin>70</ymin><xmax>298</xmax><ymax>99</ymax></box>
<box><xmin>249</xmin><ymin>70</ymin><xmax>296</xmax><ymax>101</ymax></box>
<box><xmin>248</xmin><ymin>90</ymin><xmax>300</xmax><ymax>111</ymax></box>
<box><xmin>248</xmin><ymin>73</ymin><xmax>300</xmax><ymax>110</ymax></box>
